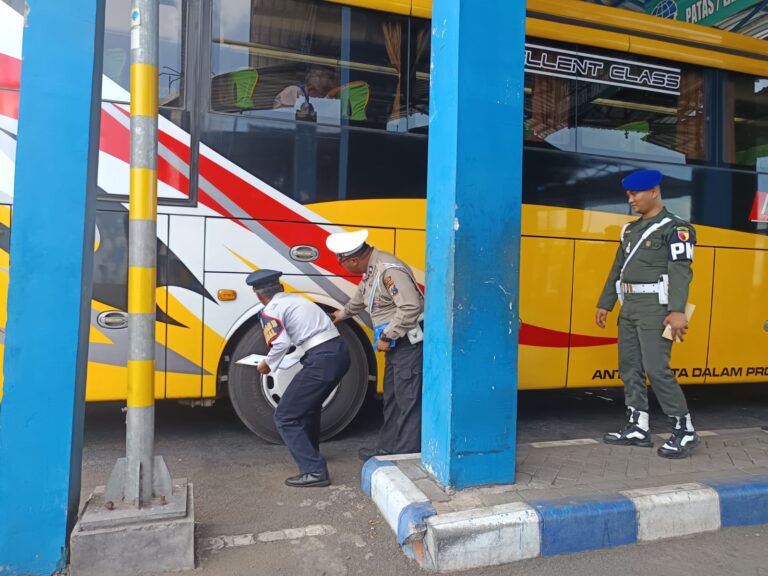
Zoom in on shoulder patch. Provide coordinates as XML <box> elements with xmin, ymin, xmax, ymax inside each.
<box><xmin>383</xmin><ymin>275</ymin><xmax>398</xmax><ymax>296</ymax></box>
<box><xmin>259</xmin><ymin>313</ymin><xmax>283</xmax><ymax>346</ymax></box>
<box><xmin>676</xmin><ymin>226</ymin><xmax>690</xmax><ymax>242</ymax></box>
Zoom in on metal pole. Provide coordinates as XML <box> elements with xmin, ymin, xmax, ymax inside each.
<box><xmin>126</xmin><ymin>0</ymin><xmax>159</xmax><ymax>506</ymax></box>
<box><xmin>105</xmin><ymin>0</ymin><xmax>172</xmax><ymax>508</ymax></box>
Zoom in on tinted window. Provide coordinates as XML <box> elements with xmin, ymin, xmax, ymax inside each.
<box><xmin>524</xmin><ymin>73</ymin><xmax>576</xmax><ymax>151</ymax></box>
<box><xmin>723</xmin><ymin>74</ymin><xmax>768</xmax><ymax>171</ymax></box>
<box><xmin>102</xmin><ymin>0</ymin><xmax>186</xmax><ymax>106</ymax></box>
<box><xmin>211</xmin><ymin>0</ymin><xmax>407</xmax><ymax>131</ymax></box>
<box><xmin>405</xmin><ymin>18</ymin><xmax>430</xmax><ymax>133</ymax></box>
<box><xmin>576</xmin><ymin>63</ymin><xmax>706</xmax><ymax>163</ymax></box>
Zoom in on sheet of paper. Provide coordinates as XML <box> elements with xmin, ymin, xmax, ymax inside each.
<box><xmin>235</xmin><ymin>350</ymin><xmax>302</xmax><ymax>370</ymax></box>
<box><xmin>662</xmin><ymin>303</ymin><xmax>696</xmax><ymax>342</ymax></box>
<box><xmin>235</xmin><ymin>353</ymin><xmax>268</xmax><ymax>366</ymax></box>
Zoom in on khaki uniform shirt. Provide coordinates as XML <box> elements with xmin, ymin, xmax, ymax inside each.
<box><xmin>598</xmin><ymin>207</ymin><xmax>696</xmax><ymax>313</ymax></box>
<box><xmin>338</xmin><ymin>248</ymin><xmax>424</xmax><ymax>340</ymax></box>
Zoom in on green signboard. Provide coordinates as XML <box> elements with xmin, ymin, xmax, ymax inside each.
<box><xmin>645</xmin><ymin>0</ymin><xmax>763</xmax><ymax>26</ymax></box>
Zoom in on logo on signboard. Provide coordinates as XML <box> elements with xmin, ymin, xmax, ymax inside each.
<box><xmin>646</xmin><ymin>0</ymin><xmax>763</xmax><ymax>27</ymax></box>
<box><xmin>651</xmin><ymin>0</ymin><xmax>679</xmax><ymax>19</ymax></box>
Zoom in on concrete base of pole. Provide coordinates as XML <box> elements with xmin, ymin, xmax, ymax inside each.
<box><xmin>70</xmin><ymin>480</ymin><xmax>194</xmax><ymax>576</ymax></box>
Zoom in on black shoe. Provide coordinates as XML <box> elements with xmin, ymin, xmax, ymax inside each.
<box><xmin>657</xmin><ymin>415</ymin><xmax>700</xmax><ymax>459</ymax></box>
<box><xmin>358</xmin><ymin>447</ymin><xmax>390</xmax><ymax>461</ymax></box>
<box><xmin>285</xmin><ymin>472</ymin><xmax>330</xmax><ymax>487</ymax></box>
<box><xmin>657</xmin><ymin>432</ymin><xmax>700</xmax><ymax>459</ymax></box>
<box><xmin>603</xmin><ymin>408</ymin><xmax>653</xmax><ymax>447</ymax></box>
<box><xmin>603</xmin><ymin>425</ymin><xmax>653</xmax><ymax>447</ymax></box>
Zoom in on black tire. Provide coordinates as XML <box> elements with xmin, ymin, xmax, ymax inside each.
<box><xmin>227</xmin><ymin>320</ymin><xmax>369</xmax><ymax>443</ymax></box>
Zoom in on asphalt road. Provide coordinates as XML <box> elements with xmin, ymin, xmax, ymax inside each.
<box><xmin>79</xmin><ymin>384</ymin><xmax>768</xmax><ymax>576</ymax></box>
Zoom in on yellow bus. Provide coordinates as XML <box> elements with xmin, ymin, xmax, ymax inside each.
<box><xmin>0</xmin><ymin>0</ymin><xmax>766</xmax><ymax>442</ymax></box>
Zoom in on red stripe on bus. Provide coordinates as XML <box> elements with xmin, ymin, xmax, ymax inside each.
<box><xmin>198</xmin><ymin>154</ymin><xmax>347</xmax><ymax>275</ymax></box>
<box><xmin>0</xmin><ymin>89</ymin><xmax>18</xmax><ymax>121</ymax></box>
<box><xmin>0</xmin><ymin>53</ymin><xmax>21</xmax><ymax>90</ymax></box>
<box><xmin>519</xmin><ymin>323</ymin><xmax>617</xmax><ymax>348</ymax></box>
<box><xmin>99</xmin><ymin>105</ymin><xmax>190</xmax><ymax>196</ymax></box>
<box><xmin>112</xmin><ymin>103</ymin><xmax>191</xmax><ymax>165</ymax></box>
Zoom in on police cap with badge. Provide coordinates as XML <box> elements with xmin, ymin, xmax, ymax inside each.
<box><xmin>246</xmin><ymin>269</ymin><xmax>282</xmax><ymax>291</ymax></box>
<box><xmin>325</xmin><ymin>230</ymin><xmax>369</xmax><ymax>259</ymax></box>
<box><xmin>622</xmin><ymin>168</ymin><xmax>663</xmax><ymax>192</ymax></box>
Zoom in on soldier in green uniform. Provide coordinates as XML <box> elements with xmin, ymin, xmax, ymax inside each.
<box><xmin>596</xmin><ymin>169</ymin><xmax>700</xmax><ymax>459</ymax></box>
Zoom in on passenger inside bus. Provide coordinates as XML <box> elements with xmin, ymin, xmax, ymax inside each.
<box><xmin>272</xmin><ymin>66</ymin><xmax>339</xmax><ymax>110</ymax></box>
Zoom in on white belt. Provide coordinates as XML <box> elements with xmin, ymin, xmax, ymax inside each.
<box><xmin>300</xmin><ymin>327</ymin><xmax>340</xmax><ymax>352</ymax></box>
<box><xmin>621</xmin><ymin>282</ymin><xmax>660</xmax><ymax>294</ymax></box>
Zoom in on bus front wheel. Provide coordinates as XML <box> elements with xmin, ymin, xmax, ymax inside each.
<box><xmin>227</xmin><ymin>320</ymin><xmax>369</xmax><ymax>443</ymax></box>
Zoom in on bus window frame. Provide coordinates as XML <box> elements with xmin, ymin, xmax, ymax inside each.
<box><xmin>719</xmin><ymin>70</ymin><xmax>768</xmax><ymax>174</ymax></box>
<box><xmin>97</xmin><ymin>0</ymin><xmax>200</xmax><ymax>208</ymax></box>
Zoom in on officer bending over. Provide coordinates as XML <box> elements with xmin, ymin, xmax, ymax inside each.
<box><xmin>326</xmin><ymin>230</ymin><xmax>425</xmax><ymax>461</ymax></box>
<box><xmin>247</xmin><ymin>269</ymin><xmax>350</xmax><ymax>487</ymax></box>
<box><xmin>596</xmin><ymin>169</ymin><xmax>700</xmax><ymax>459</ymax></box>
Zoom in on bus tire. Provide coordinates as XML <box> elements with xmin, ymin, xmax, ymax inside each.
<box><xmin>227</xmin><ymin>320</ymin><xmax>369</xmax><ymax>444</ymax></box>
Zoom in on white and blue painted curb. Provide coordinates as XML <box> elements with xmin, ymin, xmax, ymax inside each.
<box><xmin>362</xmin><ymin>459</ymin><xmax>768</xmax><ymax>572</ymax></box>
<box><xmin>361</xmin><ymin>455</ymin><xmax>437</xmax><ymax>545</ymax></box>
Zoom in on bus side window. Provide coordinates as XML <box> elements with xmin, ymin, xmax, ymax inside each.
<box><xmin>575</xmin><ymin>65</ymin><xmax>706</xmax><ymax>164</ymax></box>
<box><xmin>102</xmin><ymin>0</ymin><xmax>186</xmax><ymax>106</ymax></box>
<box><xmin>524</xmin><ymin>73</ymin><xmax>577</xmax><ymax>152</ymax></box>
<box><xmin>406</xmin><ymin>18</ymin><xmax>430</xmax><ymax>134</ymax></box>
<box><xmin>723</xmin><ymin>73</ymin><xmax>768</xmax><ymax>170</ymax></box>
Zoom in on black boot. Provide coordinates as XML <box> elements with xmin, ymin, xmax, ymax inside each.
<box><xmin>658</xmin><ymin>414</ymin><xmax>700</xmax><ymax>459</ymax></box>
<box><xmin>603</xmin><ymin>407</ymin><xmax>653</xmax><ymax>447</ymax></box>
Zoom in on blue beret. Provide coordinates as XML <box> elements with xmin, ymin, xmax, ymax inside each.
<box><xmin>622</xmin><ymin>169</ymin><xmax>663</xmax><ymax>191</ymax></box>
<box><xmin>246</xmin><ymin>269</ymin><xmax>282</xmax><ymax>289</ymax></box>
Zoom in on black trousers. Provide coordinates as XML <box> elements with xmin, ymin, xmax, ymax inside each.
<box><xmin>377</xmin><ymin>339</ymin><xmax>423</xmax><ymax>454</ymax></box>
<box><xmin>274</xmin><ymin>337</ymin><xmax>350</xmax><ymax>475</ymax></box>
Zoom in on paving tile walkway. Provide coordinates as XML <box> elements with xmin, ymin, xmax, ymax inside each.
<box><xmin>394</xmin><ymin>428</ymin><xmax>768</xmax><ymax>514</ymax></box>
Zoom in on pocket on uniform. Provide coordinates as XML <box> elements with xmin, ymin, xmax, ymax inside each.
<box><xmin>637</xmin><ymin>234</ymin><xmax>664</xmax><ymax>264</ymax></box>
<box><xmin>396</xmin><ymin>361</ymin><xmax>423</xmax><ymax>401</ymax></box>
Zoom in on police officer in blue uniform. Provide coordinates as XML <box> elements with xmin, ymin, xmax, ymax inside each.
<box><xmin>597</xmin><ymin>169</ymin><xmax>700</xmax><ymax>459</ymax></box>
<box><xmin>247</xmin><ymin>270</ymin><xmax>351</xmax><ymax>487</ymax></box>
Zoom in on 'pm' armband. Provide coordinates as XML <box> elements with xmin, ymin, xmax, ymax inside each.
<box><xmin>669</xmin><ymin>241</ymin><xmax>694</xmax><ymax>261</ymax></box>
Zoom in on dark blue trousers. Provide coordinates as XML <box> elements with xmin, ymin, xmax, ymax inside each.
<box><xmin>274</xmin><ymin>337</ymin><xmax>351</xmax><ymax>475</ymax></box>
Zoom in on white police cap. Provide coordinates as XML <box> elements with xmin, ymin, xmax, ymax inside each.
<box><xmin>325</xmin><ymin>230</ymin><xmax>369</xmax><ymax>257</ymax></box>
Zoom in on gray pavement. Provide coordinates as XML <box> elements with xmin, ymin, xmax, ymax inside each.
<box><xmin>398</xmin><ymin>428</ymin><xmax>768</xmax><ymax>515</ymax></box>
<box><xmin>77</xmin><ymin>385</ymin><xmax>768</xmax><ymax>575</ymax></box>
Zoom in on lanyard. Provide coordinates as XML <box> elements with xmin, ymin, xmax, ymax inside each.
<box><xmin>619</xmin><ymin>217</ymin><xmax>671</xmax><ymax>281</ymax></box>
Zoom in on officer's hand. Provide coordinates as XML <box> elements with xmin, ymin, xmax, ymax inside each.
<box><xmin>331</xmin><ymin>310</ymin><xmax>343</xmax><ymax>324</ymax></box>
<box><xmin>257</xmin><ymin>360</ymin><xmax>271</xmax><ymax>374</ymax></box>
<box><xmin>376</xmin><ymin>339</ymin><xmax>391</xmax><ymax>352</ymax></box>
<box><xmin>664</xmin><ymin>312</ymin><xmax>688</xmax><ymax>342</ymax></box>
<box><xmin>596</xmin><ymin>308</ymin><xmax>609</xmax><ymax>328</ymax></box>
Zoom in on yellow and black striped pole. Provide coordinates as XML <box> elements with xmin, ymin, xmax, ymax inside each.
<box><xmin>105</xmin><ymin>0</ymin><xmax>172</xmax><ymax>507</ymax></box>
<box><xmin>125</xmin><ymin>0</ymin><xmax>159</xmax><ymax>506</ymax></box>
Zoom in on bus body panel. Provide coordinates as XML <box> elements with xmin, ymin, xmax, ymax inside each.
<box><xmin>0</xmin><ymin>0</ymin><xmax>766</xmax><ymax>427</ymax></box>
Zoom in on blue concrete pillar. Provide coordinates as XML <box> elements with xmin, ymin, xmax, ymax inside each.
<box><xmin>0</xmin><ymin>1</ymin><xmax>104</xmax><ymax>573</ymax></box>
<box><xmin>421</xmin><ymin>0</ymin><xmax>526</xmax><ymax>489</ymax></box>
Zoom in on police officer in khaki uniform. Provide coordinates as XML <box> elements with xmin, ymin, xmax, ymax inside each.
<box><xmin>596</xmin><ymin>169</ymin><xmax>700</xmax><ymax>459</ymax></box>
<box><xmin>326</xmin><ymin>230</ymin><xmax>424</xmax><ymax>461</ymax></box>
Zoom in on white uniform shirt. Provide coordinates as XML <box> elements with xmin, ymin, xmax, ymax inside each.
<box><xmin>260</xmin><ymin>292</ymin><xmax>338</xmax><ymax>370</ymax></box>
